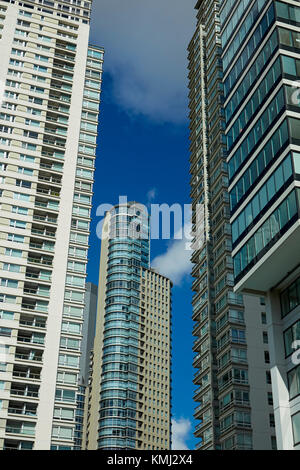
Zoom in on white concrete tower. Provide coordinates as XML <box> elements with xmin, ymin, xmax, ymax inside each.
<box><xmin>0</xmin><ymin>0</ymin><xmax>103</xmax><ymax>450</ymax></box>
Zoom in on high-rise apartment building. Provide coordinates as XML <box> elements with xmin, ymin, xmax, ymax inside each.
<box><xmin>83</xmin><ymin>202</ymin><xmax>172</xmax><ymax>450</ymax></box>
<box><xmin>0</xmin><ymin>0</ymin><xmax>103</xmax><ymax>450</ymax></box>
<box><xmin>221</xmin><ymin>0</ymin><xmax>300</xmax><ymax>450</ymax></box>
<box><xmin>188</xmin><ymin>0</ymin><xmax>276</xmax><ymax>450</ymax></box>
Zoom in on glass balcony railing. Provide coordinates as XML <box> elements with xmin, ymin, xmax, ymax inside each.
<box><xmin>5</xmin><ymin>426</ymin><xmax>35</xmax><ymax>436</ymax></box>
<box><xmin>8</xmin><ymin>407</ymin><xmax>37</xmax><ymax>417</ymax></box>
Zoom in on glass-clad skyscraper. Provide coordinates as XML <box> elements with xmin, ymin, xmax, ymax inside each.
<box><xmin>189</xmin><ymin>0</ymin><xmax>276</xmax><ymax>450</ymax></box>
<box><xmin>221</xmin><ymin>0</ymin><xmax>300</xmax><ymax>450</ymax></box>
<box><xmin>84</xmin><ymin>202</ymin><xmax>172</xmax><ymax>450</ymax></box>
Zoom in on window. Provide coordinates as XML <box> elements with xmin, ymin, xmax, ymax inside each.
<box><xmin>292</xmin><ymin>412</ymin><xmax>300</xmax><ymax>446</ymax></box>
<box><xmin>268</xmin><ymin>392</ymin><xmax>274</xmax><ymax>406</ymax></box>
<box><xmin>281</xmin><ymin>277</ymin><xmax>300</xmax><ymax>318</ymax></box>
<box><xmin>284</xmin><ymin>320</ymin><xmax>300</xmax><ymax>357</ymax></box>
<box><xmin>0</xmin><ymin>295</ymin><xmax>16</xmax><ymax>305</ymax></box>
<box><xmin>227</xmin><ymin>85</ymin><xmax>286</xmax><ymax>154</ymax></box>
<box><xmin>52</xmin><ymin>426</ymin><xmax>73</xmax><ymax>440</ymax></box>
<box><xmin>264</xmin><ymin>351</ymin><xmax>270</xmax><ymax>364</ymax></box>
<box><xmin>0</xmin><ymin>279</ymin><xmax>18</xmax><ymax>289</ymax></box>
<box><xmin>234</xmin><ymin>190</ymin><xmax>299</xmax><ymax>279</ymax></box>
<box><xmin>63</xmin><ymin>305</ymin><xmax>83</xmax><ymax>318</ymax></box>
<box><xmin>261</xmin><ymin>312</ymin><xmax>267</xmax><ymax>324</ymax></box>
<box><xmin>288</xmin><ymin>365</ymin><xmax>300</xmax><ymax>400</ymax></box>
<box><xmin>62</xmin><ymin>322</ymin><xmax>81</xmax><ymax>335</ymax></box>
<box><xmin>53</xmin><ymin>408</ymin><xmax>74</xmax><ymax>421</ymax></box>
<box><xmin>55</xmin><ymin>388</ymin><xmax>76</xmax><ymax>403</ymax></box>
<box><xmin>60</xmin><ymin>337</ymin><xmax>80</xmax><ymax>351</ymax></box>
<box><xmin>5</xmin><ymin>249</ymin><xmax>22</xmax><ymax>258</ymax></box>
<box><xmin>0</xmin><ymin>310</ymin><xmax>14</xmax><ymax>320</ymax></box>
<box><xmin>0</xmin><ymin>327</ymin><xmax>11</xmax><ymax>337</ymax></box>
<box><xmin>230</xmin><ymin>120</ymin><xmax>289</xmax><ymax>210</ymax></box>
<box><xmin>57</xmin><ymin>371</ymin><xmax>77</xmax><ymax>385</ymax></box>
<box><xmin>263</xmin><ymin>332</ymin><xmax>269</xmax><ymax>344</ymax></box>
<box><xmin>10</xmin><ymin>219</ymin><xmax>27</xmax><ymax>229</ymax></box>
<box><xmin>7</xmin><ymin>234</ymin><xmax>25</xmax><ymax>243</ymax></box>
<box><xmin>66</xmin><ymin>275</ymin><xmax>85</xmax><ymax>288</ymax></box>
<box><xmin>12</xmin><ymin>206</ymin><xmax>28</xmax><ymax>216</ymax></box>
<box><xmin>58</xmin><ymin>354</ymin><xmax>79</xmax><ymax>368</ymax></box>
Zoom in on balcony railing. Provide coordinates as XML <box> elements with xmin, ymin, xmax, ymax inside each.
<box><xmin>17</xmin><ymin>337</ymin><xmax>45</xmax><ymax>346</ymax></box>
<box><xmin>31</xmin><ymin>228</ymin><xmax>56</xmax><ymax>238</ymax></box>
<box><xmin>25</xmin><ymin>273</ymin><xmax>51</xmax><ymax>282</ymax></box>
<box><xmin>10</xmin><ymin>390</ymin><xmax>39</xmax><ymax>398</ymax></box>
<box><xmin>8</xmin><ymin>408</ymin><xmax>37</xmax><ymax>417</ymax></box>
<box><xmin>33</xmin><ymin>214</ymin><xmax>57</xmax><ymax>223</ymax></box>
<box><xmin>5</xmin><ymin>427</ymin><xmax>35</xmax><ymax>436</ymax></box>
<box><xmin>19</xmin><ymin>320</ymin><xmax>46</xmax><ymax>329</ymax></box>
<box><xmin>12</xmin><ymin>371</ymin><xmax>41</xmax><ymax>380</ymax></box>
<box><xmin>15</xmin><ymin>354</ymin><xmax>43</xmax><ymax>363</ymax></box>
<box><xmin>27</xmin><ymin>257</ymin><xmax>53</xmax><ymax>267</ymax></box>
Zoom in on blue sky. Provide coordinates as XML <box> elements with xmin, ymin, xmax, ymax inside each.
<box><xmin>87</xmin><ymin>0</ymin><xmax>197</xmax><ymax>449</ymax></box>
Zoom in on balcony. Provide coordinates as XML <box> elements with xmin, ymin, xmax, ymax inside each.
<box><xmin>195</xmin><ymin>417</ymin><xmax>212</xmax><ymax>433</ymax></box>
<box><xmin>52</xmin><ymin>72</ymin><xmax>73</xmax><ymax>82</ymax></box>
<box><xmin>3</xmin><ymin>440</ymin><xmax>34</xmax><ymax>450</ymax></box>
<box><xmin>25</xmin><ymin>268</ymin><xmax>51</xmax><ymax>283</ymax></box>
<box><xmin>193</xmin><ymin>364</ymin><xmax>210</xmax><ymax>384</ymax></box>
<box><xmin>41</xmin><ymin>148</ymin><xmax>65</xmax><ymax>160</ymax></box>
<box><xmin>40</xmin><ymin>159</ymin><xmax>63</xmax><ymax>173</ymax></box>
<box><xmin>12</xmin><ymin>365</ymin><xmax>41</xmax><ymax>381</ymax></box>
<box><xmin>44</xmin><ymin>125</ymin><xmax>67</xmax><ymax>138</ymax></box>
<box><xmin>50</xmin><ymin>81</ymin><xmax>72</xmax><ymax>94</ymax></box>
<box><xmin>54</xmin><ymin>51</ymin><xmax>75</xmax><ymax>62</ymax></box>
<box><xmin>47</xmin><ymin>102</ymin><xmax>70</xmax><ymax>114</ymax></box>
<box><xmin>193</xmin><ymin>381</ymin><xmax>211</xmax><ymax>400</ymax></box>
<box><xmin>8</xmin><ymin>401</ymin><xmax>37</xmax><ymax>417</ymax></box>
<box><xmin>56</xmin><ymin>42</ymin><xmax>76</xmax><ymax>52</ymax></box>
<box><xmin>17</xmin><ymin>330</ymin><xmax>45</xmax><ymax>346</ymax></box>
<box><xmin>45</xmin><ymin>113</ymin><xmax>68</xmax><ymax>127</ymax></box>
<box><xmin>193</xmin><ymin>353</ymin><xmax>202</xmax><ymax>368</ymax></box>
<box><xmin>33</xmin><ymin>211</ymin><xmax>58</xmax><ymax>224</ymax></box>
<box><xmin>220</xmin><ymin>420</ymin><xmax>252</xmax><ymax>434</ymax></box>
<box><xmin>29</xmin><ymin>238</ymin><xmax>55</xmax><ymax>253</ymax></box>
<box><xmin>218</xmin><ymin>377</ymin><xmax>249</xmax><ymax>393</ymax></box>
<box><xmin>49</xmin><ymin>92</ymin><xmax>71</xmax><ymax>104</ymax></box>
<box><xmin>19</xmin><ymin>314</ymin><xmax>47</xmax><ymax>329</ymax></box>
<box><xmin>43</xmin><ymin>136</ymin><xmax>66</xmax><ymax>149</ymax></box>
<box><xmin>15</xmin><ymin>347</ymin><xmax>43</xmax><ymax>363</ymax></box>
<box><xmin>216</xmin><ymin>315</ymin><xmax>245</xmax><ymax>333</ymax></box>
<box><xmin>52</xmin><ymin>60</ymin><xmax>74</xmax><ymax>72</ymax></box>
<box><xmin>10</xmin><ymin>384</ymin><xmax>39</xmax><ymax>399</ymax></box>
<box><xmin>36</xmin><ymin>184</ymin><xmax>61</xmax><ymax>198</ymax></box>
<box><xmin>21</xmin><ymin>298</ymin><xmax>49</xmax><ymax>314</ymax></box>
<box><xmin>27</xmin><ymin>253</ymin><xmax>53</xmax><ymax>268</ymax></box>
<box><xmin>6</xmin><ymin>420</ymin><xmax>36</xmax><ymax>437</ymax></box>
<box><xmin>23</xmin><ymin>282</ymin><xmax>50</xmax><ymax>298</ymax></box>
<box><xmin>219</xmin><ymin>399</ymin><xmax>251</xmax><ymax>414</ymax></box>
<box><xmin>38</xmin><ymin>171</ymin><xmax>62</xmax><ymax>186</ymax></box>
<box><xmin>31</xmin><ymin>225</ymin><xmax>56</xmax><ymax>239</ymax></box>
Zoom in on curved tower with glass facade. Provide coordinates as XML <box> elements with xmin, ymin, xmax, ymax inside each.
<box><xmin>84</xmin><ymin>202</ymin><xmax>172</xmax><ymax>450</ymax></box>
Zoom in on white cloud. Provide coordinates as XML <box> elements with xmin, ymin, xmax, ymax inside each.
<box><xmin>151</xmin><ymin>222</ymin><xmax>192</xmax><ymax>285</ymax></box>
<box><xmin>146</xmin><ymin>187</ymin><xmax>157</xmax><ymax>204</ymax></box>
<box><xmin>90</xmin><ymin>0</ymin><xmax>196</xmax><ymax>124</ymax></box>
<box><xmin>172</xmin><ymin>418</ymin><xmax>192</xmax><ymax>450</ymax></box>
